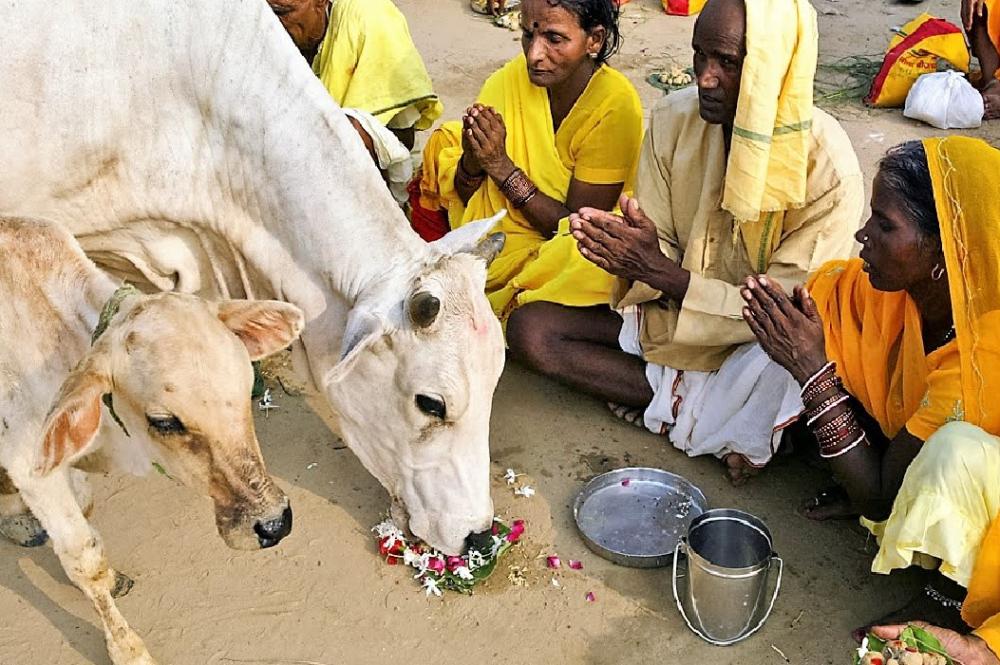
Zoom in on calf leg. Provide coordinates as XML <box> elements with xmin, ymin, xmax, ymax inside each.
<box><xmin>0</xmin><ymin>467</ymin><xmax>48</xmax><ymax>547</ymax></box>
<box><xmin>13</xmin><ymin>470</ymin><xmax>155</xmax><ymax>665</ymax></box>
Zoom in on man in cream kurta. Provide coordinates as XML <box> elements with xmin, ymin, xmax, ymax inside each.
<box><xmin>504</xmin><ymin>0</ymin><xmax>864</xmax><ymax>483</ymax></box>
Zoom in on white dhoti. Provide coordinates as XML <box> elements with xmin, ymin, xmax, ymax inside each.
<box><xmin>619</xmin><ymin>306</ymin><xmax>804</xmax><ymax>467</ymax></box>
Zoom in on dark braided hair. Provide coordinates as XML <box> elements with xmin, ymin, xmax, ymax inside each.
<box><xmin>544</xmin><ymin>0</ymin><xmax>623</xmax><ymax>64</ymax></box>
<box><xmin>877</xmin><ymin>140</ymin><xmax>939</xmax><ymax>240</ymax></box>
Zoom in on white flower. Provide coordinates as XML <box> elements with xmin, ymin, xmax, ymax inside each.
<box><xmin>372</xmin><ymin>519</ymin><xmax>404</xmax><ymax>540</ymax></box>
<box><xmin>504</xmin><ymin>468</ymin><xmax>520</xmax><ymax>485</ymax></box>
<box><xmin>422</xmin><ymin>576</ymin><xmax>442</xmax><ymax>597</ymax></box>
<box><xmin>856</xmin><ymin>637</ymin><xmax>869</xmax><ymax>661</ymax></box>
<box><xmin>454</xmin><ymin>566</ymin><xmax>474</xmax><ymax>581</ymax></box>
<box><xmin>551</xmin><ymin>577</ymin><xmax>561</xmax><ymax>588</ymax></box>
<box><xmin>467</xmin><ymin>550</ymin><xmax>488</xmax><ymax>570</ymax></box>
<box><xmin>514</xmin><ymin>485</ymin><xmax>535</xmax><ymax>498</ymax></box>
<box><xmin>402</xmin><ymin>548</ymin><xmax>423</xmax><ymax>568</ymax></box>
<box><xmin>489</xmin><ymin>535</ymin><xmax>504</xmax><ymax>557</ymax></box>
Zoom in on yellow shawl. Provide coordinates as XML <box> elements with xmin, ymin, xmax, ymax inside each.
<box><xmin>312</xmin><ymin>0</ymin><xmax>442</xmax><ymax>129</ymax></box>
<box><xmin>725</xmin><ymin>0</ymin><xmax>818</xmax><ymax>267</ymax></box>
<box><xmin>808</xmin><ymin>137</ymin><xmax>1000</xmax><ymax>441</ymax></box>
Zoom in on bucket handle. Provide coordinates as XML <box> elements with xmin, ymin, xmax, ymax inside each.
<box><xmin>671</xmin><ymin>539</ymin><xmax>784</xmax><ymax>647</ymax></box>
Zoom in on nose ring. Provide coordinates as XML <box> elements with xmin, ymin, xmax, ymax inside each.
<box><xmin>862</xmin><ymin>234</ymin><xmax>869</xmax><ymax>242</ymax></box>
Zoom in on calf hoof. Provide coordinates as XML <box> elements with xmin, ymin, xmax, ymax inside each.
<box><xmin>112</xmin><ymin>571</ymin><xmax>135</xmax><ymax>598</ymax></box>
<box><xmin>0</xmin><ymin>513</ymin><xmax>49</xmax><ymax>547</ymax></box>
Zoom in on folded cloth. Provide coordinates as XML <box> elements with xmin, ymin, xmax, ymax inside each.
<box><xmin>724</xmin><ymin>0</ymin><xmax>818</xmax><ymax>266</ymax></box>
<box><xmin>342</xmin><ymin>108</ymin><xmax>413</xmax><ymax>204</ymax></box>
<box><xmin>619</xmin><ymin>305</ymin><xmax>803</xmax><ymax>466</ymax></box>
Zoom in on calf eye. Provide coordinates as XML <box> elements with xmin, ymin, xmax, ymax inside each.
<box><xmin>146</xmin><ymin>415</ymin><xmax>186</xmax><ymax>435</ymax></box>
<box><xmin>415</xmin><ymin>394</ymin><xmax>446</xmax><ymax>420</ymax></box>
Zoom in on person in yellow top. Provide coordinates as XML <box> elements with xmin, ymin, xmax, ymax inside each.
<box><xmin>743</xmin><ymin>136</ymin><xmax>1000</xmax><ymax>657</ymax></box>
<box><xmin>267</xmin><ymin>0</ymin><xmax>442</xmax><ymax>151</ymax></box>
<box><xmin>963</xmin><ymin>0</ymin><xmax>1000</xmax><ymax>119</ymax></box>
<box><xmin>507</xmin><ymin>0</ymin><xmax>863</xmax><ymax>484</ymax></box>
<box><xmin>411</xmin><ymin>0</ymin><xmax>643</xmax><ymax>319</ymax></box>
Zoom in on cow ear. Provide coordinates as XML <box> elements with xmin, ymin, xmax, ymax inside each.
<box><xmin>37</xmin><ymin>355</ymin><xmax>112</xmax><ymax>475</ymax></box>
<box><xmin>430</xmin><ymin>209</ymin><xmax>506</xmax><ymax>255</ymax></box>
<box><xmin>217</xmin><ymin>300</ymin><xmax>305</xmax><ymax>361</ymax></box>
<box><xmin>327</xmin><ymin>306</ymin><xmax>383</xmax><ymax>384</ymax></box>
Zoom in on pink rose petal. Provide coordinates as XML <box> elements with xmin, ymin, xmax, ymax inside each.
<box><xmin>546</xmin><ymin>555</ymin><xmax>561</xmax><ymax>569</ymax></box>
<box><xmin>506</xmin><ymin>520</ymin><xmax>526</xmax><ymax>543</ymax></box>
<box><xmin>427</xmin><ymin>557</ymin><xmax>445</xmax><ymax>574</ymax></box>
<box><xmin>568</xmin><ymin>560</ymin><xmax>583</xmax><ymax>570</ymax></box>
<box><xmin>585</xmin><ymin>591</ymin><xmax>596</xmax><ymax>602</ymax></box>
<box><xmin>621</xmin><ymin>478</ymin><xmax>631</xmax><ymax>487</ymax></box>
<box><xmin>446</xmin><ymin>556</ymin><xmax>465</xmax><ymax>572</ymax></box>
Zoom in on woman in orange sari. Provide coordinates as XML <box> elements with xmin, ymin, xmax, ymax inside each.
<box><xmin>742</xmin><ymin>137</ymin><xmax>1000</xmax><ymax>659</ymax></box>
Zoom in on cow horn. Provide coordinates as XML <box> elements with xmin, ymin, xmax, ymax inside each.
<box><xmin>472</xmin><ymin>232</ymin><xmax>506</xmax><ymax>266</ymax></box>
<box><xmin>409</xmin><ymin>291</ymin><xmax>441</xmax><ymax>328</ymax></box>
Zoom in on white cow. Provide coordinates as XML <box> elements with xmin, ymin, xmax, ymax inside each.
<box><xmin>0</xmin><ymin>0</ymin><xmax>506</xmax><ymax>555</ymax></box>
<box><xmin>0</xmin><ymin>216</ymin><xmax>305</xmax><ymax>665</ymax></box>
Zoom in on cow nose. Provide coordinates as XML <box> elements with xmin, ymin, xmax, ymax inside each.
<box><xmin>464</xmin><ymin>528</ymin><xmax>494</xmax><ymax>553</ymax></box>
<box><xmin>254</xmin><ymin>505</ymin><xmax>293</xmax><ymax>548</ymax></box>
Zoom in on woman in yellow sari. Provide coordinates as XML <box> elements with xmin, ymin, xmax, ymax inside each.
<box><xmin>411</xmin><ymin>0</ymin><xmax>643</xmax><ymax>321</ymax></box>
<box><xmin>742</xmin><ymin>137</ymin><xmax>1000</xmax><ymax>658</ymax></box>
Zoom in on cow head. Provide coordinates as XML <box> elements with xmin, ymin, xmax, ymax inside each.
<box><xmin>325</xmin><ymin>214</ymin><xmax>506</xmax><ymax>555</ymax></box>
<box><xmin>38</xmin><ymin>292</ymin><xmax>304</xmax><ymax>550</ymax></box>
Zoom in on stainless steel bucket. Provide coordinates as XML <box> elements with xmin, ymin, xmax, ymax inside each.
<box><xmin>671</xmin><ymin>509</ymin><xmax>783</xmax><ymax>646</ymax></box>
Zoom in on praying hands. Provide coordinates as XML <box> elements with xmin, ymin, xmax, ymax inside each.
<box><xmin>570</xmin><ymin>195</ymin><xmax>690</xmax><ymax>302</ymax></box>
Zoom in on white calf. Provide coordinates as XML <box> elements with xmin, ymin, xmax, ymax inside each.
<box><xmin>0</xmin><ymin>217</ymin><xmax>304</xmax><ymax>665</ymax></box>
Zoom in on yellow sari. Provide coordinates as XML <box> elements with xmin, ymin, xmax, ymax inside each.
<box><xmin>312</xmin><ymin>0</ymin><xmax>442</xmax><ymax>129</ymax></box>
<box><xmin>417</xmin><ymin>54</ymin><xmax>643</xmax><ymax>319</ymax></box>
<box><xmin>812</xmin><ymin>137</ymin><xmax>1000</xmax><ymax>648</ymax></box>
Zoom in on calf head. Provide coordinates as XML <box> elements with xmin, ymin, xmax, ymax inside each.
<box><xmin>37</xmin><ymin>292</ymin><xmax>304</xmax><ymax>550</ymax></box>
<box><xmin>326</xmin><ymin>216</ymin><xmax>507</xmax><ymax>555</ymax></box>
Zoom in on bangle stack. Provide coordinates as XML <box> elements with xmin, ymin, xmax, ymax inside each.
<box><xmin>800</xmin><ymin>362</ymin><xmax>867</xmax><ymax>459</ymax></box>
<box><xmin>499</xmin><ymin>168</ymin><xmax>538</xmax><ymax>209</ymax></box>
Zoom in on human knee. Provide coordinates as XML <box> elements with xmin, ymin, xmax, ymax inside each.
<box><xmin>506</xmin><ymin>304</ymin><xmax>562</xmax><ymax>374</ymax></box>
<box><xmin>920</xmin><ymin>421</ymin><xmax>999</xmax><ymax>478</ymax></box>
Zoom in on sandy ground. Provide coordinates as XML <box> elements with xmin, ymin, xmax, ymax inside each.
<box><xmin>3</xmin><ymin>1</ymin><xmax>1000</xmax><ymax>664</ymax></box>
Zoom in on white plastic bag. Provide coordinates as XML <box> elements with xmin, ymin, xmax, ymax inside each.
<box><xmin>904</xmin><ymin>70</ymin><xmax>984</xmax><ymax>129</ymax></box>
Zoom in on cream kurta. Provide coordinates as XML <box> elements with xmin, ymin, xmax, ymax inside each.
<box><xmin>614</xmin><ymin>87</ymin><xmax>865</xmax><ymax>372</ymax></box>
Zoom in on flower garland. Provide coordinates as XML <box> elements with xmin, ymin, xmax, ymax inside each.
<box><xmin>372</xmin><ymin>518</ymin><xmax>524</xmax><ymax>596</ymax></box>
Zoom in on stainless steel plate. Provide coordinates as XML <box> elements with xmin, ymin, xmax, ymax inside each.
<box><xmin>573</xmin><ymin>467</ymin><xmax>708</xmax><ymax>568</ymax></box>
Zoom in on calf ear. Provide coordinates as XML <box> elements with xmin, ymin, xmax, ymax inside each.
<box><xmin>37</xmin><ymin>356</ymin><xmax>112</xmax><ymax>475</ymax></box>
<box><xmin>216</xmin><ymin>300</ymin><xmax>305</xmax><ymax>361</ymax></box>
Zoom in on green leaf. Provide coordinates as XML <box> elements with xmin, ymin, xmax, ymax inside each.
<box><xmin>900</xmin><ymin>625</ymin><xmax>952</xmax><ymax>663</ymax></box>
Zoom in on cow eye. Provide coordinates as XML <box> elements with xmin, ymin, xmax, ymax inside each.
<box><xmin>415</xmin><ymin>394</ymin><xmax>446</xmax><ymax>420</ymax></box>
<box><xmin>146</xmin><ymin>415</ymin><xmax>186</xmax><ymax>435</ymax></box>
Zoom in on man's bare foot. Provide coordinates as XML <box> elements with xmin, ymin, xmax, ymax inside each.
<box><xmin>723</xmin><ymin>453</ymin><xmax>760</xmax><ymax>486</ymax></box>
<box><xmin>799</xmin><ymin>485</ymin><xmax>859</xmax><ymax>521</ymax></box>
<box><xmin>607</xmin><ymin>402</ymin><xmax>646</xmax><ymax>429</ymax></box>
<box><xmin>982</xmin><ymin>79</ymin><xmax>1000</xmax><ymax>120</ymax></box>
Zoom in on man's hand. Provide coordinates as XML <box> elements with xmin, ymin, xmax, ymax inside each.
<box><xmin>964</xmin><ymin>0</ymin><xmax>988</xmax><ymax>30</ymax></box>
<box><xmin>570</xmin><ymin>195</ymin><xmax>689</xmax><ymax>300</ymax></box>
<box><xmin>461</xmin><ymin>104</ymin><xmax>514</xmax><ymax>181</ymax></box>
<box><xmin>872</xmin><ymin>623</ymin><xmax>1000</xmax><ymax>665</ymax></box>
